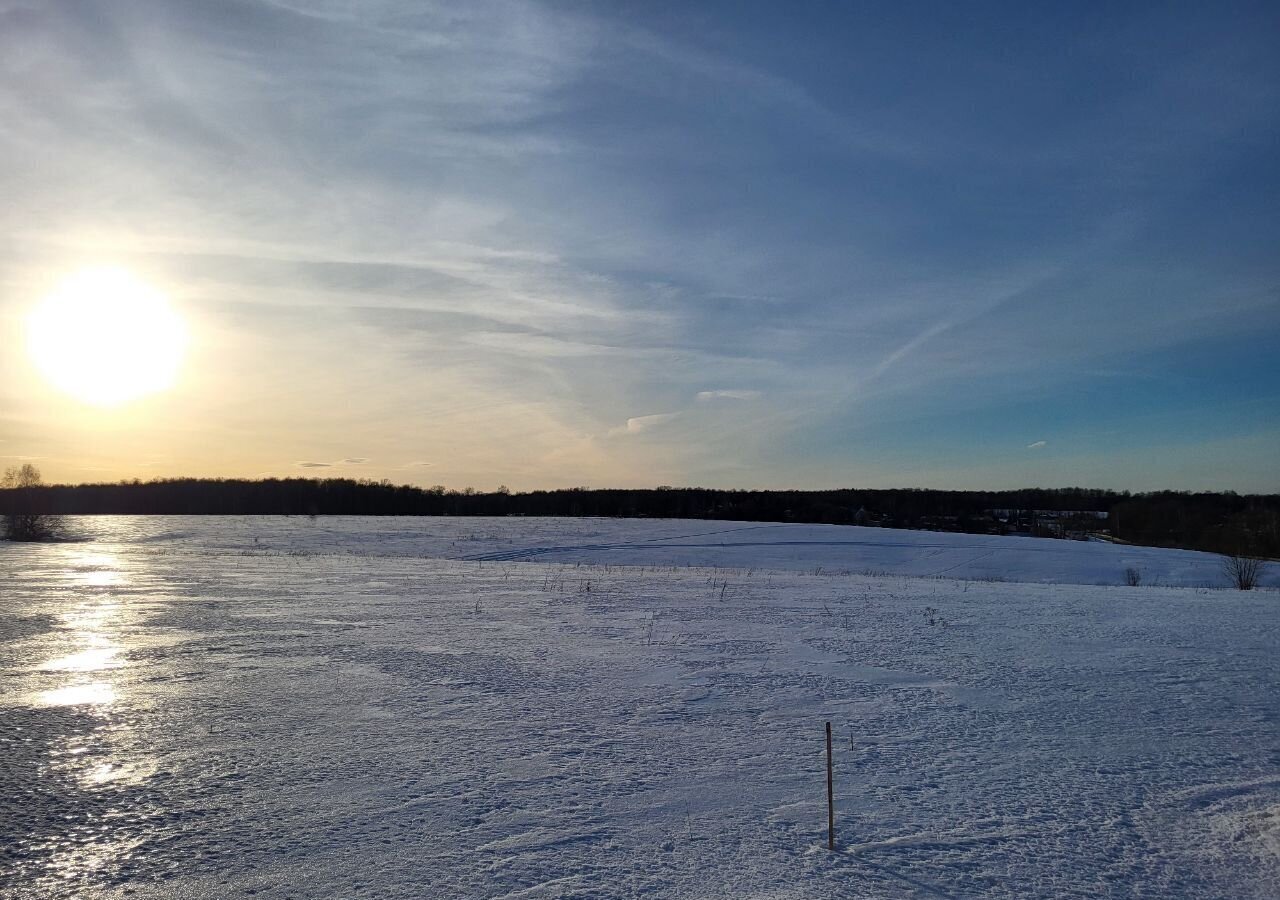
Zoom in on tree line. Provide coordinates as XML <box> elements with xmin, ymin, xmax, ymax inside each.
<box><xmin>2</xmin><ymin>475</ymin><xmax>1276</xmax><ymax>557</ymax></box>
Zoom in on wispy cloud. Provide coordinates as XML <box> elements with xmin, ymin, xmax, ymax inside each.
<box><xmin>696</xmin><ymin>390</ymin><xmax>761</xmax><ymax>402</ymax></box>
<box><xmin>296</xmin><ymin>461</ymin><xmax>332</xmax><ymax>468</ymax></box>
<box><xmin>613</xmin><ymin>413</ymin><xmax>680</xmax><ymax>436</ymax></box>
<box><xmin>1027</xmin><ymin>441</ymin><xmax>1048</xmax><ymax>450</ymax></box>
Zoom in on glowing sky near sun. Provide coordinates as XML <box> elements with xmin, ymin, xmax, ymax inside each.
<box><xmin>0</xmin><ymin>2</ymin><xmax>1277</xmax><ymax>491</ymax></box>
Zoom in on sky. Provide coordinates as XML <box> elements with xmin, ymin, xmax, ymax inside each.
<box><xmin>1</xmin><ymin>0</ymin><xmax>1278</xmax><ymax>492</ymax></box>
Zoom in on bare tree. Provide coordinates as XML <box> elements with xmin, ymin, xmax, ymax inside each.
<box><xmin>1221</xmin><ymin>552</ymin><xmax>1265</xmax><ymax>591</ymax></box>
<box><xmin>1</xmin><ymin>464</ymin><xmax>60</xmax><ymax>541</ymax></box>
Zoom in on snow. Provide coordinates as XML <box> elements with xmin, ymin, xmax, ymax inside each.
<box><xmin>1</xmin><ymin>516</ymin><xmax>1277</xmax><ymax>898</ymax></box>
<box><xmin>62</xmin><ymin>515</ymin><xmax>1279</xmax><ymax>588</ymax></box>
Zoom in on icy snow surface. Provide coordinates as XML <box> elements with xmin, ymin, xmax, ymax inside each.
<box><xmin>1</xmin><ymin>516</ymin><xmax>1277</xmax><ymax>899</ymax></box>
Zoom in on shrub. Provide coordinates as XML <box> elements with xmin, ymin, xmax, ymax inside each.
<box><xmin>1221</xmin><ymin>553</ymin><xmax>1265</xmax><ymax>591</ymax></box>
<box><xmin>1</xmin><ymin>464</ymin><xmax>62</xmax><ymax>542</ymax></box>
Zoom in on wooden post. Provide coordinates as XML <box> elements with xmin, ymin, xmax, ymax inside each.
<box><xmin>825</xmin><ymin>721</ymin><xmax>835</xmax><ymax>850</ymax></box>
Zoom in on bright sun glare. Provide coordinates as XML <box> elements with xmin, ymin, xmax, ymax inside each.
<box><xmin>27</xmin><ymin>267</ymin><xmax>188</xmax><ymax>407</ymax></box>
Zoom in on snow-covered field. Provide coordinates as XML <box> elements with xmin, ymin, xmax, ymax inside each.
<box><xmin>60</xmin><ymin>514</ymin><xmax>1280</xmax><ymax>588</ymax></box>
<box><xmin>1</xmin><ymin>516</ymin><xmax>1277</xmax><ymax>898</ymax></box>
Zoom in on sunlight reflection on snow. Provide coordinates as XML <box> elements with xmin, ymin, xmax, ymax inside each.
<box><xmin>67</xmin><ymin>552</ymin><xmax>126</xmax><ymax>588</ymax></box>
<box><xmin>34</xmin><ymin>551</ymin><xmax>131</xmax><ymax>707</ymax></box>
<box><xmin>81</xmin><ymin>759</ymin><xmax>147</xmax><ymax>787</ymax></box>
<box><xmin>38</xmin><ymin>645</ymin><xmax>123</xmax><ymax>673</ymax></box>
<box><xmin>5</xmin><ymin>540</ymin><xmax>167</xmax><ymax>893</ymax></box>
<box><xmin>38</xmin><ymin>681</ymin><xmax>117</xmax><ymax>706</ymax></box>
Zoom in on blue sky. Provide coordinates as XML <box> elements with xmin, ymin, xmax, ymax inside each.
<box><xmin>0</xmin><ymin>1</ymin><xmax>1277</xmax><ymax>490</ymax></box>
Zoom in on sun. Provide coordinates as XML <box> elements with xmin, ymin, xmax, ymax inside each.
<box><xmin>27</xmin><ymin>267</ymin><xmax>188</xmax><ymax>407</ymax></box>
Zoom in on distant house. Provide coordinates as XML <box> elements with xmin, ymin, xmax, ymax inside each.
<box><xmin>985</xmin><ymin>508</ymin><xmax>1109</xmax><ymax>539</ymax></box>
<box><xmin>851</xmin><ymin>506</ymin><xmax>890</xmax><ymax>527</ymax></box>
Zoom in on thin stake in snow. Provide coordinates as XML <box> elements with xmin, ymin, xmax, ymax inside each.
<box><xmin>826</xmin><ymin>721</ymin><xmax>835</xmax><ymax>851</ymax></box>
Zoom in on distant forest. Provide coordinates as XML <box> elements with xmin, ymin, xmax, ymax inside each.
<box><xmin>2</xmin><ymin>477</ymin><xmax>1278</xmax><ymax>558</ymax></box>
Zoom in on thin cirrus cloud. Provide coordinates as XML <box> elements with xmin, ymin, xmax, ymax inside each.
<box><xmin>696</xmin><ymin>390</ymin><xmax>762</xmax><ymax>402</ymax></box>
<box><xmin>1027</xmin><ymin>441</ymin><xmax>1048</xmax><ymax>450</ymax></box>
<box><xmin>0</xmin><ymin>3</ymin><xmax>1276</xmax><ymax>491</ymax></box>
<box><xmin>613</xmin><ymin>413</ymin><xmax>680</xmax><ymax>436</ymax></box>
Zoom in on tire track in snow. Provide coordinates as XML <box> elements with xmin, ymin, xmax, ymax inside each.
<box><xmin>928</xmin><ymin>549</ymin><xmax>999</xmax><ymax>577</ymax></box>
<box><xmin>459</xmin><ymin>523</ymin><xmax>783</xmax><ymax>561</ymax></box>
<box><xmin>461</xmin><ymin>525</ymin><xmax>1108</xmax><ymax>566</ymax></box>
